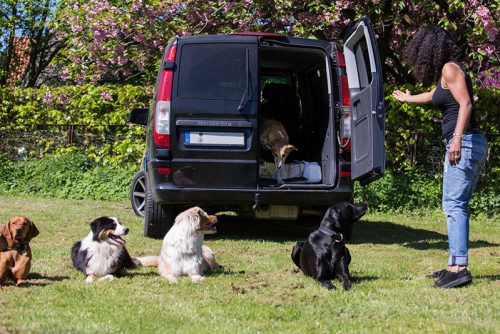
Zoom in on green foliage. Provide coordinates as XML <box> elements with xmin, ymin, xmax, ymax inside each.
<box><xmin>385</xmin><ymin>84</ymin><xmax>440</xmax><ymax>172</ymax></box>
<box><xmin>355</xmin><ymin>171</ymin><xmax>441</xmax><ymax>214</ymax></box>
<box><xmin>0</xmin><ymin>152</ymin><xmax>136</xmax><ymax>201</ymax></box>
<box><xmin>355</xmin><ymin>171</ymin><xmax>498</xmax><ymax>218</ymax></box>
<box><xmin>0</xmin><ymin>84</ymin><xmax>149</xmax><ymax>167</ymax></box>
<box><xmin>386</xmin><ymin>85</ymin><xmax>499</xmax><ymax>172</ymax></box>
<box><xmin>385</xmin><ymin>86</ymin><xmax>499</xmax><ymax>212</ymax></box>
<box><xmin>374</xmin><ymin>85</ymin><xmax>499</xmax><ymax>217</ymax></box>
<box><xmin>474</xmin><ymin>87</ymin><xmax>500</xmax><ymax>168</ymax></box>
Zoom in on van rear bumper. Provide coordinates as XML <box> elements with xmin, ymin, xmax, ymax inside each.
<box><xmin>151</xmin><ymin>181</ymin><xmax>354</xmax><ymax>207</ymax></box>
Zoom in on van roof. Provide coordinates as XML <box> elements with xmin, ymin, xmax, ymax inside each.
<box><xmin>177</xmin><ymin>34</ymin><xmax>331</xmax><ymax>49</ymax></box>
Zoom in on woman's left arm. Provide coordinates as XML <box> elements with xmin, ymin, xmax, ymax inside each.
<box><xmin>442</xmin><ymin>63</ymin><xmax>472</xmax><ymax>165</ymax></box>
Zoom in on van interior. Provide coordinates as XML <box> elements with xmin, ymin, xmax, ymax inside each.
<box><xmin>258</xmin><ymin>43</ymin><xmax>336</xmax><ymax>187</ymax></box>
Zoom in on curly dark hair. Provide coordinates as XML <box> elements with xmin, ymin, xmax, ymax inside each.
<box><xmin>403</xmin><ymin>27</ymin><xmax>457</xmax><ymax>86</ymax></box>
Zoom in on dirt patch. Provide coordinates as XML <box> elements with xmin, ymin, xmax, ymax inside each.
<box><xmin>228</xmin><ymin>269</ymin><xmax>312</xmax><ymax>306</ymax></box>
<box><xmin>0</xmin><ymin>327</ymin><xmax>19</xmax><ymax>334</ymax></box>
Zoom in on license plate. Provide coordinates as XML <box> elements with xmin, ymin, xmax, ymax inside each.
<box><xmin>184</xmin><ymin>131</ymin><xmax>245</xmax><ymax>146</ymax></box>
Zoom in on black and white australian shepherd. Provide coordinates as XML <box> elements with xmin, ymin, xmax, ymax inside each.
<box><xmin>71</xmin><ymin>216</ymin><xmax>146</xmax><ymax>283</ymax></box>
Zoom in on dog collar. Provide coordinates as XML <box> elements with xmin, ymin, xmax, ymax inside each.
<box><xmin>318</xmin><ymin>226</ymin><xmax>344</xmax><ymax>242</ymax></box>
<box><xmin>15</xmin><ymin>242</ymin><xmax>28</xmax><ymax>253</ymax></box>
<box><xmin>0</xmin><ymin>241</ymin><xmax>28</xmax><ymax>255</ymax></box>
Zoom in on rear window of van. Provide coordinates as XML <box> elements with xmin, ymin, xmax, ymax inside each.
<box><xmin>178</xmin><ymin>43</ymin><xmax>247</xmax><ymax>100</ymax></box>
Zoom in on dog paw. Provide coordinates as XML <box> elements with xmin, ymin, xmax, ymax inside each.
<box><xmin>85</xmin><ymin>275</ymin><xmax>95</xmax><ymax>283</ymax></box>
<box><xmin>15</xmin><ymin>280</ymin><xmax>27</xmax><ymax>287</ymax></box>
<box><xmin>166</xmin><ymin>275</ymin><xmax>178</xmax><ymax>284</ymax></box>
<box><xmin>190</xmin><ymin>275</ymin><xmax>205</xmax><ymax>283</ymax></box>
<box><xmin>99</xmin><ymin>275</ymin><xmax>115</xmax><ymax>282</ymax></box>
<box><xmin>318</xmin><ymin>279</ymin><xmax>336</xmax><ymax>290</ymax></box>
<box><xmin>342</xmin><ymin>282</ymin><xmax>352</xmax><ymax>291</ymax></box>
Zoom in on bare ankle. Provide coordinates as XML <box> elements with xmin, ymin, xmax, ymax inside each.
<box><xmin>447</xmin><ymin>265</ymin><xmax>467</xmax><ymax>273</ymax></box>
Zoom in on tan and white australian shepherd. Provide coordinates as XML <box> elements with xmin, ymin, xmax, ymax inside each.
<box><xmin>139</xmin><ymin>207</ymin><xmax>221</xmax><ymax>283</ymax></box>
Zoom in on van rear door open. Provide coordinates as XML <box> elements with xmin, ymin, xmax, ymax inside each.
<box><xmin>171</xmin><ymin>36</ymin><xmax>259</xmax><ymax>188</ymax></box>
<box><xmin>343</xmin><ymin>16</ymin><xmax>385</xmax><ymax>186</ymax></box>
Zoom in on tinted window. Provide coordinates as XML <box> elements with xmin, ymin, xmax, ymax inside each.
<box><xmin>178</xmin><ymin>44</ymin><xmax>247</xmax><ymax>100</ymax></box>
<box><xmin>353</xmin><ymin>39</ymin><xmax>372</xmax><ymax>89</ymax></box>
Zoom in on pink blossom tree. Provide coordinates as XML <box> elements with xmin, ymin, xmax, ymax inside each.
<box><xmin>57</xmin><ymin>0</ymin><xmax>499</xmax><ymax>87</ymax></box>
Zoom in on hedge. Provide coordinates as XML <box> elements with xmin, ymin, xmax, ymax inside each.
<box><xmin>0</xmin><ymin>153</ymin><xmax>133</xmax><ymax>201</ymax></box>
<box><xmin>0</xmin><ymin>84</ymin><xmax>498</xmax><ymax>215</ymax></box>
<box><xmin>0</xmin><ymin>84</ymin><xmax>150</xmax><ymax>167</ymax></box>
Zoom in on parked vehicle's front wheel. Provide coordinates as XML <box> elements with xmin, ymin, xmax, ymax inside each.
<box><xmin>130</xmin><ymin>170</ymin><xmax>146</xmax><ymax>217</ymax></box>
<box><xmin>143</xmin><ymin>176</ymin><xmax>177</xmax><ymax>239</ymax></box>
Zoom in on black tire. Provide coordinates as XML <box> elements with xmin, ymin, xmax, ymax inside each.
<box><xmin>143</xmin><ymin>176</ymin><xmax>177</xmax><ymax>239</ymax></box>
<box><xmin>130</xmin><ymin>171</ymin><xmax>146</xmax><ymax>217</ymax></box>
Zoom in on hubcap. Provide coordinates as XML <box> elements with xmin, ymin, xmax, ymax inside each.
<box><xmin>132</xmin><ymin>175</ymin><xmax>146</xmax><ymax>217</ymax></box>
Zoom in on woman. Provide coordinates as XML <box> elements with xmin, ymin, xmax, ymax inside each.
<box><xmin>393</xmin><ymin>27</ymin><xmax>488</xmax><ymax>289</ymax></box>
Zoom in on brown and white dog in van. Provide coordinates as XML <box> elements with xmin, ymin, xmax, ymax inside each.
<box><xmin>259</xmin><ymin>118</ymin><xmax>297</xmax><ymax>169</ymax></box>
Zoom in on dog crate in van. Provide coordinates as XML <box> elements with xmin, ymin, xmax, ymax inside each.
<box><xmin>129</xmin><ymin>16</ymin><xmax>385</xmax><ymax>238</ymax></box>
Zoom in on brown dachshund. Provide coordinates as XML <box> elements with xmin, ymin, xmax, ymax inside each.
<box><xmin>0</xmin><ymin>216</ymin><xmax>39</xmax><ymax>287</ymax></box>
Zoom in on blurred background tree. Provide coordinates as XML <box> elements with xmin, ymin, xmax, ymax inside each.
<box><xmin>0</xmin><ymin>0</ymin><xmax>65</xmax><ymax>87</ymax></box>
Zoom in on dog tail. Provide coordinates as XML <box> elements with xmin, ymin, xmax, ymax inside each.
<box><xmin>202</xmin><ymin>245</ymin><xmax>220</xmax><ymax>270</ymax></box>
<box><xmin>135</xmin><ymin>256</ymin><xmax>159</xmax><ymax>267</ymax></box>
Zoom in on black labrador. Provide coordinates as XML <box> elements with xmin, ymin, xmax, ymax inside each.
<box><xmin>291</xmin><ymin>202</ymin><xmax>367</xmax><ymax>290</ymax></box>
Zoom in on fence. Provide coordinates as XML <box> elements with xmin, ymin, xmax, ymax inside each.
<box><xmin>1</xmin><ymin>125</ymin><xmax>497</xmax><ymax>178</ymax></box>
<box><xmin>0</xmin><ymin>124</ymin><xmax>141</xmax><ymax>164</ymax></box>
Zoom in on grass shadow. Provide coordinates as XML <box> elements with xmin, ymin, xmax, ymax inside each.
<box><xmin>0</xmin><ymin>273</ymin><xmax>71</xmax><ymax>287</ymax></box>
<box><xmin>29</xmin><ymin>273</ymin><xmax>70</xmax><ymax>281</ymax></box>
<box><xmin>122</xmin><ymin>271</ymin><xmax>159</xmax><ymax>278</ymax></box>
<box><xmin>210</xmin><ymin>216</ymin><xmax>317</xmax><ymax>243</ymax></box>
<box><xmin>212</xmin><ymin>217</ymin><xmax>498</xmax><ymax>251</ymax></box>
<box><xmin>206</xmin><ymin>268</ymin><xmax>247</xmax><ymax>278</ymax></box>
<box><xmin>350</xmin><ymin>275</ymin><xmax>380</xmax><ymax>284</ymax></box>
<box><xmin>351</xmin><ymin>220</ymin><xmax>498</xmax><ymax>250</ymax></box>
<box><xmin>474</xmin><ymin>274</ymin><xmax>500</xmax><ymax>282</ymax></box>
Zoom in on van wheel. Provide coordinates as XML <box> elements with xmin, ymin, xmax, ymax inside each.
<box><xmin>130</xmin><ymin>171</ymin><xmax>146</xmax><ymax>217</ymax></box>
<box><xmin>144</xmin><ymin>177</ymin><xmax>176</xmax><ymax>239</ymax></box>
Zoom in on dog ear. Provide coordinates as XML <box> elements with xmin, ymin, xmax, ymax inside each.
<box><xmin>321</xmin><ymin>206</ymin><xmax>341</xmax><ymax>227</ymax></box>
<box><xmin>282</xmin><ymin>144</ymin><xmax>297</xmax><ymax>156</ymax></box>
<box><xmin>89</xmin><ymin>218</ymin><xmax>103</xmax><ymax>240</ymax></box>
<box><xmin>25</xmin><ymin>218</ymin><xmax>39</xmax><ymax>242</ymax></box>
<box><xmin>177</xmin><ymin>207</ymin><xmax>202</xmax><ymax>230</ymax></box>
<box><xmin>193</xmin><ymin>207</ymin><xmax>204</xmax><ymax>228</ymax></box>
<box><xmin>351</xmin><ymin>202</ymin><xmax>368</xmax><ymax>222</ymax></box>
<box><xmin>1</xmin><ymin>219</ymin><xmax>14</xmax><ymax>248</ymax></box>
<box><xmin>1</xmin><ymin>219</ymin><xmax>13</xmax><ymax>241</ymax></box>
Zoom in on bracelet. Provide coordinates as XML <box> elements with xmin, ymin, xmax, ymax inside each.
<box><xmin>453</xmin><ymin>132</ymin><xmax>463</xmax><ymax>138</ymax></box>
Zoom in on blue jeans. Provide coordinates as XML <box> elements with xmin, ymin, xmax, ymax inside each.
<box><xmin>442</xmin><ymin>133</ymin><xmax>488</xmax><ymax>266</ymax></box>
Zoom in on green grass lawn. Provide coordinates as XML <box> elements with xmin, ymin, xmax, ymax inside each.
<box><xmin>0</xmin><ymin>195</ymin><xmax>498</xmax><ymax>334</ymax></box>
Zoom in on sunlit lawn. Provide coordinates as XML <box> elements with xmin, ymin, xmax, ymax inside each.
<box><xmin>0</xmin><ymin>195</ymin><xmax>498</xmax><ymax>333</ymax></box>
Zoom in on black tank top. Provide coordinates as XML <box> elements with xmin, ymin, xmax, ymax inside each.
<box><xmin>431</xmin><ymin>62</ymin><xmax>481</xmax><ymax>141</ymax></box>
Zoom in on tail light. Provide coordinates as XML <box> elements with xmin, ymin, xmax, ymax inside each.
<box><xmin>154</xmin><ymin>43</ymin><xmax>177</xmax><ymax>148</ymax></box>
<box><xmin>157</xmin><ymin>167</ymin><xmax>171</xmax><ymax>175</ymax></box>
<box><xmin>337</xmin><ymin>50</ymin><xmax>351</xmax><ymax>153</ymax></box>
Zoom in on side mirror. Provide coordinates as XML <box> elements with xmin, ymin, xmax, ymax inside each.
<box><xmin>128</xmin><ymin>107</ymin><xmax>148</xmax><ymax>126</ymax></box>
